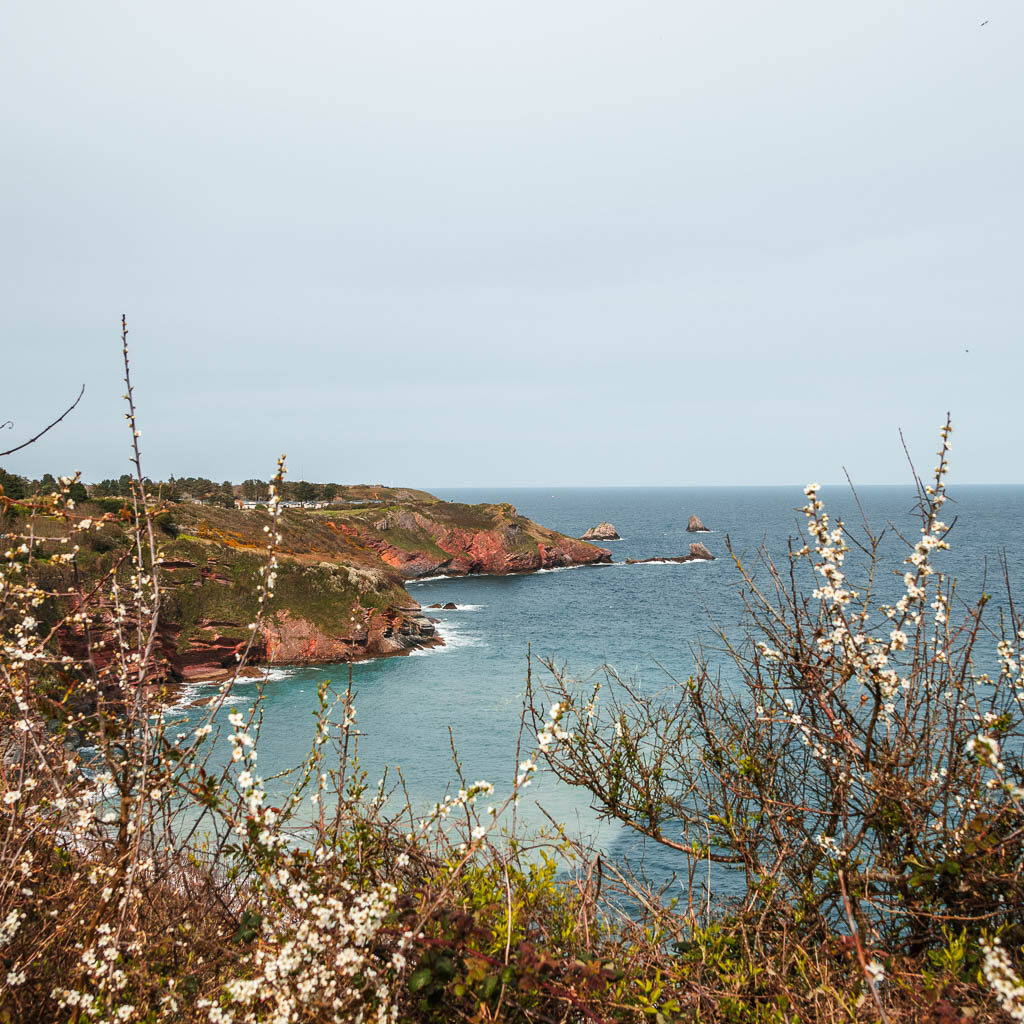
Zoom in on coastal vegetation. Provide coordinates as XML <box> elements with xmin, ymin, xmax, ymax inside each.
<box><xmin>0</xmin><ymin>338</ymin><xmax>1021</xmax><ymax>1022</ymax></box>
<box><xmin>0</xmin><ymin>467</ymin><xmax>609</xmax><ymax>682</ymax></box>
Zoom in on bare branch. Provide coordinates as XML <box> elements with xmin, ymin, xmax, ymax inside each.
<box><xmin>0</xmin><ymin>383</ymin><xmax>85</xmax><ymax>457</ymax></box>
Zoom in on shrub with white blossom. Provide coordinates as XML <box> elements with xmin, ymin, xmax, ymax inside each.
<box><xmin>531</xmin><ymin>417</ymin><xmax>1024</xmax><ymax>1020</ymax></box>
<box><xmin>0</xmin><ymin>322</ymin><xmax>642</xmax><ymax>1024</ymax></box>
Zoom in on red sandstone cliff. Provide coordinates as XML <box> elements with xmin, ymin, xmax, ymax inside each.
<box><xmin>56</xmin><ymin>493</ymin><xmax>610</xmax><ymax>683</ymax></box>
<box><xmin>333</xmin><ymin>502</ymin><xmax>611</xmax><ymax>579</ymax></box>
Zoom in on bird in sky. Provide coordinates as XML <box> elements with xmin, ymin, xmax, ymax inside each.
<box><xmin>981</xmin><ymin>19</ymin><xmax>989</xmax><ymax>26</ymax></box>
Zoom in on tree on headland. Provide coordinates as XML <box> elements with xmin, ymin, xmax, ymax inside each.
<box><xmin>0</xmin><ymin>467</ymin><xmax>26</xmax><ymax>499</ymax></box>
<box><xmin>240</xmin><ymin>477</ymin><xmax>268</xmax><ymax>501</ymax></box>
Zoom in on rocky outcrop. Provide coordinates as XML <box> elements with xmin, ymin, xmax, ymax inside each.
<box><xmin>349</xmin><ymin>502</ymin><xmax>612</xmax><ymax>579</ymax></box>
<box><xmin>580</xmin><ymin>522</ymin><xmax>620</xmax><ymax>541</ymax></box>
<box><xmin>58</xmin><ymin>596</ymin><xmax>441</xmax><ymax>685</ymax></box>
<box><xmin>263</xmin><ymin>607</ymin><xmax>439</xmax><ymax>665</ymax></box>
<box><xmin>687</xmin><ymin>515</ymin><xmax>710</xmax><ymax>533</ymax></box>
<box><xmin>626</xmin><ymin>543</ymin><xmax>715</xmax><ymax>565</ymax></box>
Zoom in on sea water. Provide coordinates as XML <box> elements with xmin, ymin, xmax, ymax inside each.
<box><xmin>171</xmin><ymin>485</ymin><xmax>1024</xmax><ymax>893</ymax></box>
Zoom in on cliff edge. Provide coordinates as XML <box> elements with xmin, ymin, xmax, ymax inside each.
<box><xmin>56</xmin><ymin>491</ymin><xmax>611</xmax><ymax>681</ymax></box>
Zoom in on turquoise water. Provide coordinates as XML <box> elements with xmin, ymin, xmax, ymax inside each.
<box><xmin>173</xmin><ymin>485</ymin><xmax>1024</xmax><ymax>888</ymax></box>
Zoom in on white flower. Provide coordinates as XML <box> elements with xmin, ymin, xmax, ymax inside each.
<box><xmin>967</xmin><ymin>733</ymin><xmax>1000</xmax><ymax>766</ymax></box>
<box><xmin>865</xmin><ymin>959</ymin><xmax>886</xmax><ymax>987</ymax></box>
<box><xmin>982</xmin><ymin>939</ymin><xmax>1024</xmax><ymax>1021</ymax></box>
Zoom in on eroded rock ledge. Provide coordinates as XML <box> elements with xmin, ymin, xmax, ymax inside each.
<box><xmin>626</xmin><ymin>542</ymin><xmax>715</xmax><ymax>565</ymax></box>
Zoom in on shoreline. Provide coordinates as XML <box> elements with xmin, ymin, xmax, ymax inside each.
<box><xmin>172</xmin><ymin>549</ymin><xmax>704</xmax><ymax>693</ymax></box>
<box><xmin>176</xmin><ymin>634</ymin><xmax>447</xmax><ymax>691</ymax></box>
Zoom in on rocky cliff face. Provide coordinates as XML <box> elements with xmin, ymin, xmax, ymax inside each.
<box><xmin>262</xmin><ymin>606</ymin><xmax>439</xmax><ymax>666</ymax></box>
<box><xmin>56</xmin><ymin>492</ymin><xmax>609</xmax><ymax>682</ymax></box>
<box><xmin>353</xmin><ymin>502</ymin><xmax>611</xmax><ymax>578</ymax></box>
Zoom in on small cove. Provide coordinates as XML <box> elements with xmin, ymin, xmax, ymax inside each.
<box><xmin>171</xmin><ymin>484</ymin><xmax>1024</xmax><ymax>893</ymax></box>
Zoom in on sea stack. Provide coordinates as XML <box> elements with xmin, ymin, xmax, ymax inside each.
<box><xmin>581</xmin><ymin>522</ymin><xmax>621</xmax><ymax>541</ymax></box>
<box><xmin>686</xmin><ymin>514</ymin><xmax>710</xmax><ymax>533</ymax></box>
<box><xmin>689</xmin><ymin>542</ymin><xmax>714</xmax><ymax>560</ymax></box>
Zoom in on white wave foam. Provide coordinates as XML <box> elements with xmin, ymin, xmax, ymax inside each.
<box><xmin>413</xmin><ymin>563</ymin><xmax>609</xmax><ymax>583</ymax></box>
<box><xmin>535</xmin><ymin>563</ymin><xmax>598</xmax><ymax>574</ymax></box>
<box><xmin>170</xmin><ymin>687</ymin><xmax>251</xmax><ymax>710</ymax></box>
<box><xmin>168</xmin><ymin>682</ymin><xmax>220</xmax><ymax>709</ymax></box>
<box><xmin>631</xmin><ymin>558</ymin><xmax>714</xmax><ymax>566</ymax></box>
<box><xmin>409</xmin><ymin>618</ymin><xmax>484</xmax><ymax>655</ymax></box>
<box><xmin>168</xmin><ymin>666</ymin><xmax>301</xmax><ymax>710</ymax></box>
<box><xmin>259</xmin><ymin>667</ymin><xmax>302</xmax><ymax>682</ymax></box>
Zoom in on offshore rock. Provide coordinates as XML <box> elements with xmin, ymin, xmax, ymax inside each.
<box><xmin>626</xmin><ymin>543</ymin><xmax>715</xmax><ymax>565</ymax></box>
<box><xmin>687</xmin><ymin>515</ymin><xmax>710</xmax><ymax>533</ymax></box>
<box><xmin>580</xmin><ymin>522</ymin><xmax>621</xmax><ymax>541</ymax></box>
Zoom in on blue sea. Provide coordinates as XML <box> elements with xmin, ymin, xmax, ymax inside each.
<box><xmin>173</xmin><ymin>485</ymin><xmax>1024</xmax><ymax>892</ymax></box>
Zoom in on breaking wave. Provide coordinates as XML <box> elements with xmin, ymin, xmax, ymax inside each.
<box><xmin>168</xmin><ymin>666</ymin><xmax>301</xmax><ymax>709</ymax></box>
<box><xmin>409</xmin><ymin>618</ymin><xmax>484</xmax><ymax>655</ymax></box>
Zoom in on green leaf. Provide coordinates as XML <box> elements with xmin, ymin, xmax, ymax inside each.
<box><xmin>232</xmin><ymin>909</ymin><xmax>262</xmax><ymax>944</ymax></box>
<box><xmin>408</xmin><ymin>967</ymin><xmax>432</xmax><ymax>992</ymax></box>
<box><xmin>434</xmin><ymin>956</ymin><xmax>456</xmax><ymax>982</ymax></box>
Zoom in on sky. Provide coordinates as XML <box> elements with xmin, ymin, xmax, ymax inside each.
<box><xmin>1</xmin><ymin>1</ymin><xmax>1021</xmax><ymax>487</ymax></box>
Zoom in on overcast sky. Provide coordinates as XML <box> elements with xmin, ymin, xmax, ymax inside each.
<box><xmin>1</xmin><ymin>1</ymin><xmax>1020</xmax><ymax>487</ymax></box>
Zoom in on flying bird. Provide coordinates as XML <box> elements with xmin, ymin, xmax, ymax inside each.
<box><xmin>981</xmin><ymin>19</ymin><xmax>989</xmax><ymax>25</ymax></box>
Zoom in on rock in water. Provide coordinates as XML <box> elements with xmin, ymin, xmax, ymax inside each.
<box><xmin>687</xmin><ymin>514</ymin><xmax>710</xmax><ymax>533</ymax></box>
<box><xmin>625</xmin><ymin>544</ymin><xmax>715</xmax><ymax>565</ymax></box>
<box><xmin>442</xmin><ymin>602</ymin><xmax>458</xmax><ymax>610</ymax></box>
<box><xmin>580</xmin><ymin>522</ymin><xmax>621</xmax><ymax>541</ymax></box>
